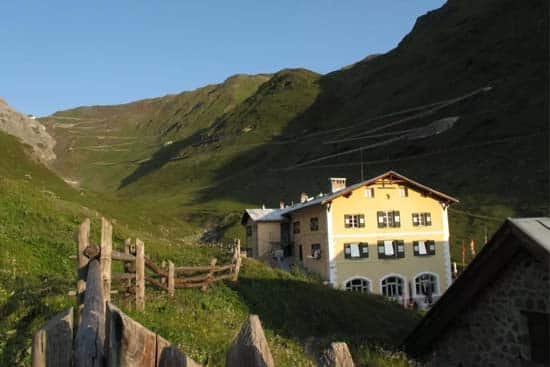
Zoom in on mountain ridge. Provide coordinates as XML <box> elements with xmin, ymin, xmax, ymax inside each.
<box><xmin>42</xmin><ymin>0</ymin><xmax>548</xmax><ymax>250</ymax></box>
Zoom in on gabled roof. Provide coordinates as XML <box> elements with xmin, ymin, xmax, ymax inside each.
<box><xmin>242</xmin><ymin>170</ymin><xmax>458</xmax><ymax>224</ymax></box>
<box><xmin>318</xmin><ymin>170</ymin><xmax>459</xmax><ymax>205</ymax></box>
<box><xmin>404</xmin><ymin>217</ymin><xmax>550</xmax><ymax>358</ymax></box>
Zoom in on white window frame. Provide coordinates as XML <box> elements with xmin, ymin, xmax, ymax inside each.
<box><xmin>399</xmin><ymin>186</ymin><xmax>408</xmax><ymax>197</ymax></box>
<box><xmin>413</xmin><ymin>272</ymin><xmax>440</xmax><ymax>297</ymax></box>
<box><xmin>344</xmin><ymin>214</ymin><xmax>365</xmax><ymax>228</ymax></box>
<box><xmin>343</xmin><ymin>276</ymin><xmax>372</xmax><ymax>293</ymax></box>
<box><xmin>365</xmin><ymin>188</ymin><xmax>375</xmax><ymax>198</ymax></box>
<box><xmin>380</xmin><ymin>274</ymin><xmax>406</xmax><ymax>298</ymax></box>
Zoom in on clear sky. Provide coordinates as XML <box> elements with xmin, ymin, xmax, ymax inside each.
<box><xmin>1</xmin><ymin>1</ymin><xmax>446</xmax><ymax>116</ymax></box>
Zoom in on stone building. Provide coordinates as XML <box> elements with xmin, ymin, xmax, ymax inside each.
<box><xmin>405</xmin><ymin>217</ymin><xmax>550</xmax><ymax>367</ymax></box>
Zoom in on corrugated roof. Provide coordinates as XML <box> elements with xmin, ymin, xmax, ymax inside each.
<box><xmin>509</xmin><ymin>217</ymin><xmax>550</xmax><ymax>253</ymax></box>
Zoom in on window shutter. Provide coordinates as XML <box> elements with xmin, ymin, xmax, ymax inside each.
<box><xmin>371</xmin><ymin>188</ymin><xmax>375</xmax><ymax>198</ymax></box>
<box><xmin>396</xmin><ymin>240</ymin><xmax>405</xmax><ymax>258</ymax></box>
<box><xmin>413</xmin><ymin>241</ymin><xmax>419</xmax><ymax>256</ymax></box>
<box><xmin>359</xmin><ymin>215</ymin><xmax>365</xmax><ymax>228</ymax></box>
<box><xmin>377</xmin><ymin>241</ymin><xmax>385</xmax><ymax>258</ymax></box>
<box><xmin>393</xmin><ymin>211</ymin><xmax>401</xmax><ymax>227</ymax></box>
<box><xmin>344</xmin><ymin>244</ymin><xmax>351</xmax><ymax>259</ymax></box>
<box><xmin>412</xmin><ymin>213</ymin><xmax>418</xmax><ymax>226</ymax></box>
<box><xmin>426</xmin><ymin>213</ymin><xmax>432</xmax><ymax>226</ymax></box>
<box><xmin>427</xmin><ymin>240</ymin><xmax>436</xmax><ymax>255</ymax></box>
<box><xmin>377</xmin><ymin>212</ymin><xmax>386</xmax><ymax>228</ymax></box>
<box><xmin>359</xmin><ymin>243</ymin><xmax>369</xmax><ymax>258</ymax></box>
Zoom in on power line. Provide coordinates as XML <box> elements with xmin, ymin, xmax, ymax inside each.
<box><xmin>275</xmin><ymin>132</ymin><xmax>542</xmax><ymax>171</ymax></box>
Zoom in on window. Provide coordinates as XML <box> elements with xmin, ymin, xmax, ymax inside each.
<box><xmin>310</xmin><ymin>217</ymin><xmax>319</xmax><ymax>231</ymax></box>
<box><xmin>293</xmin><ymin>221</ymin><xmax>301</xmax><ymax>234</ymax></box>
<box><xmin>365</xmin><ymin>188</ymin><xmax>375</xmax><ymax>198</ymax></box>
<box><xmin>377</xmin><ymin>211</ymin><xmax>401</xmax><ymax>228</ymax></box>
<box><xmin>310</xmin><ymin>244</ymin><xmax>321</xmax><ymax>259</ymax></box>
<box><xmin>414</xmin><ymin>273</ymin><xmax>438</xmax><ymax>296</ymax></box>
<box><xmin>344</xmin><ymin>243</ymin><xmax>368</xmax><ymax>259</ymax></box>
<box><xmin>344</xmin><ymin>214</ymin><xmax>365</xmax><ymax>228</ymax></box>
<box><xmin>399</xmin><ymin>186</ymin><xmax>408</xmax><ymax>197</ymax></box>
<box><xmin>246</xmin><ymin>225</ymin><xmax>252</xmax><ymax>237</ymax></box>
<box><xmin>377</xmin><ymin>240</ymin><xmax>405</xmax><ymax>259</ymax></box>
<box><xmin>345</xmin><ymin>278</ymin><xmax>371</xmax><ymax>293</ymax></box>
<box><xmin>412</xmin><ymin>212</ymin><xmax>432</xmax><ymax>226</ymax></box>
<box><xmin>413</xmin><ymin>240</ymin><xmax>436</xmax><ymax>256</ymax></box>
<box><xmin>381</xmin><ymin>276</ymin><xmax>404</xmax><ymax>297</ymax></box>
<box><xmin>523</xmin><ymin>311</ymin><xmax>550</xmax><ymax>364</ymax></box>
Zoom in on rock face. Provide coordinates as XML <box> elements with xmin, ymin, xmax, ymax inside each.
<box><xmin>0</xmin><ymin>98</ymin><xmax>56</xmax><ymax>162</ymax></box>
<box><xmin>319</xmin><ymin>342</ymin><xmax>355</xmax><ymax>367</ymax></box>
<box><xmin>226</xmin><ymin>315</ymin><xmax>275</xmax><ymax>367</ymax></box>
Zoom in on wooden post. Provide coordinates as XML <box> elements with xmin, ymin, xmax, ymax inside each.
<box><xmin>32</xmin><ymin>308</ymin><xmax>74</xmax><ymax>367</ymax></box>
<box><xmin>101</xmin><ymin>218</ymin><xmax>113</xmax><ymax>303</ymax></box>
<box><xmin>135</xmin><ymin>239</ymin><xmax>145</xmax><ymax>311</ymax></box>
<box><xmin>74</xmin><ymin>259</ymin><xmax>105</xmax><ymax>367</ymax></box>
<box><xmin>77</xmin><ymin>219</ymin><xmax>91</xmax><ymax>308</ymax></box>
<box><xmin>232</xmin><ymin>239</ymin><xmax>242</xmax><ymax>281</ymax></box>
<box><xmin>123</xmin><ymin>238</ymin><xmax>132</xmax><ymax>308</ymax></box>
<box><xmin>201</xmin><ymin>258</ymin><xmax>217</xmax><ymax>292</ymax></box>
<box><xmin>226</xmin><ymin>315</ymin><xmax>274</xmax><ymax>367</ymax></box>
<box><xmin>168</xmin><ymin>261</ymin><xmax>175</xmax><ymax>297</ymax></box>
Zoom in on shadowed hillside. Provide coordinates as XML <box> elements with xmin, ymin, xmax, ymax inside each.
<box><xmin>45</xmin><ymin>0</ymin><xmax>548</xmax><ymax>257</ymax></box>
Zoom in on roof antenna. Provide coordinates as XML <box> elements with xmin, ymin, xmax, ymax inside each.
<box><xmin>360</xmin><ymin>147</ymin><xmax>365</xmax><ymax>181</ymax></box>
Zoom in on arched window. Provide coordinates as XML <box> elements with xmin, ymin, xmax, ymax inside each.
<box><xmin>415</xmin><ymin>273</ymin><xmax>438</xmax><ymax>296</ymax></box>
<box><xmin>381</xmin><ymin>276</ymin><xmax>404</xmax><ymax>297</ymax></box>
<box><xmin>344</xmin><ymin>278</ymin><xmax>371</xmax><ymax>293</ymax></box>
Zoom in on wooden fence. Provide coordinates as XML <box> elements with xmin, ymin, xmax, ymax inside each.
<box><xmin>76</xmin><ymin>218</ymin><xmax>242</xmax><ymax>311</ymax></box>
<box><xmin>32</xmin><ymin>217</ymin><xmax>351</xmax><ymax>366</ymax></box>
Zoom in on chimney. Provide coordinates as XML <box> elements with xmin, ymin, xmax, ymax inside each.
<box><xmin>300</xmin><ymin>192</ymin><xmax>309</xmax><ymax>203</ymax></box>
<box><xmin>329</xmin><ymin>177</ymin><xmax>347</xmax><ymax>193</ymax></box>
<box><xmin>279</xmin><ymin>201</ymin><xmax>285</xmax><ymax>209</ymax></box>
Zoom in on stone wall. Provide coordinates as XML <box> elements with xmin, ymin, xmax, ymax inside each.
<box><xmin>423</xmin><ymin>248</ymin><xmax>549</xmax><ymax>367</ymax></box>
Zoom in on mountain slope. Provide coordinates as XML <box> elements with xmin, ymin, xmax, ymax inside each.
<box><xmin>0</xmin><ymin>125</ymin><xmax>419</xmax><ymax>366</ymax></box>
<box><xmin>46</xmin><ymin>0</ymin><xmax>548</xmax><ymax>254</ymax></box>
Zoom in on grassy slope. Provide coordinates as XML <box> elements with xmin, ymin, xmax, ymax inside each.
<box><xmin>0</xmin><ymin>131</ymin><xmax>419</xmax><ymax>366</ymax></box>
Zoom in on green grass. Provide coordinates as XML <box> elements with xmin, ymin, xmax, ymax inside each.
<box><xmin>0</xmin><ymin>131</ymin><xmax>419</xmax><ymax>366</ymax></box>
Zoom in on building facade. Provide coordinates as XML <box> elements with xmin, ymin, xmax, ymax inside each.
<box><xmin>242</xmin><ymin>171</ymin><xmax>458</xmax><ymax>306</ymax></box>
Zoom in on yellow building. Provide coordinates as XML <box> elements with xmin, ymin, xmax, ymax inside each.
<box><xmin>241</xmin><ymin>171</ymin><xmax>458</xmax><ymax>307</ymax></box>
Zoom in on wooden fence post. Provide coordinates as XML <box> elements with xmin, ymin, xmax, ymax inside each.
<box><xmin>135</xmin><ymin>239</ymin><xmax>145</xmax><ymax>311</ymax></box>
<box><xmin>232</xmin><ymin>239</ymin><xmax>242</xmax><ymax>281</ymax></box>
<box><xmin>74</xmin><ymin>259</ymin><xmax>105</xmax><ymax>367</ymax></box>
<box><xmin>77</xmin><ymin>219</ymin><xmax>91</xmax><ymax>315</ymax></box>
<box><xmin>168</xmin><ymin>261</ymin><xmax>175</xmax><ymax>297</ymax></box>
<box><xmin>32</xmin><ymin>308</ymin><xmax>74</xmax><ymax>367</ymax></box>
<box><xmin>101</xmin><ymin>218</ymin><xmax>113</xmax><ymax>303</ymax></box>
<box><xmin>201</xmin><ymin>258</ymin><xmax>217</xmax><ymax>292</ymax></box>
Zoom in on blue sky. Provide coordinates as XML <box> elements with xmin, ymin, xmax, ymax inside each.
<box><xmin>1</xmin><ymin>1</ymin><xmax>445</xmax><ymax>116</ymax></box>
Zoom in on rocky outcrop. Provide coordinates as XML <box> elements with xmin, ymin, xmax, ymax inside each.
<box><xmin>0</xmin><ymin>98</ymin><xmax>56</xmax><ymax>162</ymax></box>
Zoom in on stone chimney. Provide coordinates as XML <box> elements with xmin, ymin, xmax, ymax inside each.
<box><xmin>300</xmin><ymin>193</ymin><xmax>309</xmax><ymax>203</ymax></box>
<box><xmin>329</xmin><ymin>177</ymin><xmax>347</xmax><ymax>193</ymax></box>
<box><xmin>279</xmin><ymin>201</ymin><xmax>285</xmax><ymax>209</ymax></box>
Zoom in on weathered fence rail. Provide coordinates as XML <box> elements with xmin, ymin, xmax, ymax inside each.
<box><xmin>32</xmin><ymin>217</ymin><xmax>289</xmax><ymax>367</ymax></box>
